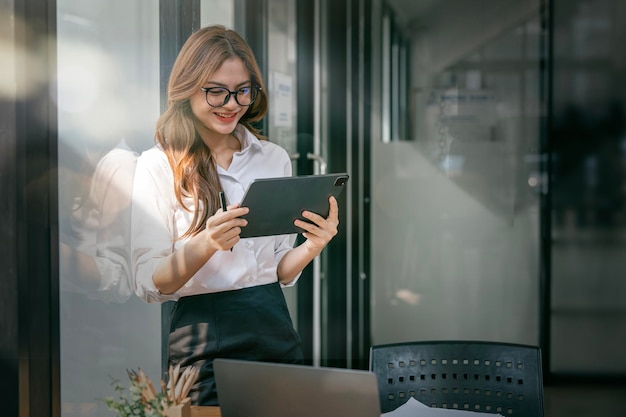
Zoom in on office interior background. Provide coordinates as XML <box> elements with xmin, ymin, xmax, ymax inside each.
<box><xmin>2</xmin><ymin>0</ymin><xmax>626</xmax><ymax>416</ymax></box>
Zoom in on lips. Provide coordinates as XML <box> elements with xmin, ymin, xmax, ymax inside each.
<box><xmin>215</xmin><ymin>112</ymin><xmax>238</xmax><ymax>122</ymax></box>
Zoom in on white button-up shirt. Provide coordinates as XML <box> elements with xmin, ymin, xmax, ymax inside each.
<box><xmin>131</xmin><ymin>125</ymin><xmax>298</xmax><ymax>303</ymax></box>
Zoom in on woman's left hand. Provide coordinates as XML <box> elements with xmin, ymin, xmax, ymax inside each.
<box><xmin>294</xmin><ymin>196</ymin><xmax>339</xmax><ymax>253</ymax></box>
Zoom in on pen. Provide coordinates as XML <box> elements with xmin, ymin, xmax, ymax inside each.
<box><xmin>219</xmin><ymin>191</ymin><xmax>233</xmax><ymax>251</ymax></box>
<box><xmin>219</xmin><ymin>191</ymin><xmax>228</xmax><ymax>213</ymax></box>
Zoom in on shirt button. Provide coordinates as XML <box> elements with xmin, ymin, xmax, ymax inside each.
<box><xmin>248</xmin><ymin>276</ymin><xmax>255</xmax><ymax>282</ymax></box>
<box><xmin>245</xmin><ymin>241</ymin><xmax>254</xmax><ymax>248</ymax></box>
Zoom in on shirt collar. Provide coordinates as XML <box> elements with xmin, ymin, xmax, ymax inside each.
<box><xmin>234</xmin><ymin>124</ymin><xmax>264</xmax><ymax>154</ymax></box>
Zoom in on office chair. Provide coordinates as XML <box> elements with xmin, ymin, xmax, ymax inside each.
<box><xmin>369</xmin><ymin>340</ymin><xmax>544</xmax><ymax>416</ymax></box>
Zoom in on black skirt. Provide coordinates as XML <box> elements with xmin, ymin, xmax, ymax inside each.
<box><xmin>167</xmin><ymin>282</ymin><xmax>303</xmax><ymax>406</ymax></box>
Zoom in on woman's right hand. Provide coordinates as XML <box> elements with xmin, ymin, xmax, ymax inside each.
<box><xmin>204</xmin><ymin>204</ymin><xmax>249</xmax><ymax>251</ymax></box>
<box><xmin>153</xmin><ymin>204</ymin><xmax>248</xmax><ymax>295</ymax></box>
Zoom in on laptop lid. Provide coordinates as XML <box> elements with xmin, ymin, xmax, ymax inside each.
<box><xmin>214</xmin><ymin>359</ymin><xmax>382</xmax><ymax>417</ymax></box>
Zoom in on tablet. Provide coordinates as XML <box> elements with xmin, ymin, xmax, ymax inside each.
<box><xmin>238</xmin><ymin>173</ymin><xmax>349</xmax><ymax>238</ymax></box>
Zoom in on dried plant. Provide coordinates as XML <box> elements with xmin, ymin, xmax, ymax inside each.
<box><xmin>165</xmin><ymin>364</ymin><xmax>200</xmax><ymax>405</ymax></box>
<box><xmin>100</xmin><ymin>365</ymin><xmax>198</xmax><ymax>417</ymax></box>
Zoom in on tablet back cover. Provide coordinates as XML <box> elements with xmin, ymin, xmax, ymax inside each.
<box><xmin>239</xmin><ymin>173</ymin><xmax>349</xmax><ymax>238</ymax></box>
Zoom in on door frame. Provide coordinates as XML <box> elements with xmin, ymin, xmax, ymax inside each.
<box><xmin>1</xmin><ymin>0</ymin><xmax>60</xmax><ymax>416</ymax></box>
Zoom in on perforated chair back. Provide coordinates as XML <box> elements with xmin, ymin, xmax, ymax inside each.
<box><xmin>369</xmin><ymin>341</ymin><xmax>544</xmax><ymax>416</ymax></box>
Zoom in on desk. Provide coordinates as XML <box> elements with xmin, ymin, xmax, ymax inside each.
<box><xmin>191</xmin><ymin>406</ymin><xmax>221</xmax><ymax>417</ymax></box>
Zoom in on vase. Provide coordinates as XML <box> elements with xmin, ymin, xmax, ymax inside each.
<box><xmin>163</xmin><ymin>397</ymin><xmax>191</xmax><ymax>417</ymax></box>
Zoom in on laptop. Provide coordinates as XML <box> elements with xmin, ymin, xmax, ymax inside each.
<box><xmin>213</xmin><ymin>358</ymin><xmax>382</xmax><ymax>417</ymax></box>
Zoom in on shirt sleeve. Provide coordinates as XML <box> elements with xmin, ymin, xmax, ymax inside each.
<box><xmin>131</xmin><ymin>149</ymin><xmax>179</xmax><ymax>303</ymax></box>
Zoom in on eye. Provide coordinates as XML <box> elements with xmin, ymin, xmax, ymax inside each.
<box><xmin>238</xmin><ymin>86</ymin><xmax>251</xmax><ymax>95</ymax></box>
<box><xmin>206</xmin><ymin>87</ymin><xmax>227</xmax><ymax>96</ymax></box>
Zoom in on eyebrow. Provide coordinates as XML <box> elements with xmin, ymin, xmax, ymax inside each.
<box><xmin>204</xmin><ymin>80</ymin><xmax>251</xmax><ymax>88</ymax></box>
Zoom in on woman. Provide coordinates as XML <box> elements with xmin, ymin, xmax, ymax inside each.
<box><xmin>131</xmin><ymin>25</ymin><xmax>339</xmax><ymax>405</ymax></box>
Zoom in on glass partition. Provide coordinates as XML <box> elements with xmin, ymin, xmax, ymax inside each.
<box><xmin>265</xmin><ymin>0</ymin><xmax>300</xmax><ymax>325</ymax></box>
<box><xmin>57</xmin><ymin>1</ymin><xmax>161</xmax><ymax>415</ymax></box>
<box><xmin>201</xmin><ymin>0</ymin><xmax>235</xmax><ymax>28</ymax></box>
<box><xmin>550</xmin><ymin>0</ymin><xmax>626</xmax><ymax>375</ymax></box>
<box><xmin>266</xmin><ymin>0</ymin><xmax>298</xmax><ymax>158</ymax></box>
<box><xmin>57</xmin><ymin>1</ymin><xmax>236</xmax><ymax>415</ymax></box>
<box><xmin>370</xmin><ymin>0</ymin><xmax>544</xmax><ymax>346</ymax></box>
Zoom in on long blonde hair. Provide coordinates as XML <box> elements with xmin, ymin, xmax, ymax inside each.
<box><xmin>155</xmin><ymin>25</ymin><xmax>268</xmax><ymax>239</ymax></box>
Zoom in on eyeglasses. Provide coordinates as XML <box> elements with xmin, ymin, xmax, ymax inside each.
<box><xmin>200</xmin><ymin>85</ymin><xmax>261</xmax><ymax>107</ymax></box>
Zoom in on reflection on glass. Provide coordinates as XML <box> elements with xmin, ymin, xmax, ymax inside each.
<box><xmin>57</xmin><ymin>1</ymin><xmax>161</xmax><ymax>416</ymax></box>
<box><xmin>59</xmin><ymin>139</ymin><xmax>137</xmax><ymax>303</ymax></box>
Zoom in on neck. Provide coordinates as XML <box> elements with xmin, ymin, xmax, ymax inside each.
<box><xmin>208</xmin><ymin>134</ymin><xmax>241</xmax><ymax>170</ymax></box>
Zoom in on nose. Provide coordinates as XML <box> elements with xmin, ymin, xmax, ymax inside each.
<box><xmin>223</xmin><ymin>92</ymin><xmax>239</xmax><ymax>108</ymax></box>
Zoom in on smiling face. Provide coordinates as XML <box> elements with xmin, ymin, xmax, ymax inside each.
<box><xmin>190</xmin><ymin>57</ymin><xmax>252</xmax><ymax>145</ymax></box>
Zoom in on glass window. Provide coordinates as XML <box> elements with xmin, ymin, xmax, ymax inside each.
<box><xmin>57</xmin><ymin>1</ymin><xmax>158</xmax><ymax>415</ymax></box>
<box><xmin>57</xmin><ymin>2</ymin><xmax>239</xmax><ymax>415</ymax></box>
<box><xmin>201</xmin><ymin>0</ymin><xmax>235</xmax><ymax>28</ymax></box>
<box><xmin>266</xmin><ymin>0</ymin><xmax>300</xmax><ymax>329</ymax></box>
<box><xmin>370</xmin><ymin>0</ymin><xmax>543</xmax><ymax>347</ymax></box>
<box><xmin>550</xmin><ymin>0</ymin><xmax>626</xmax><ymax>374</ymax></box>
<box><xmin>266</xmin><ymin>0</ymin><xmax>298</xmax><ymax>159</ymax></box>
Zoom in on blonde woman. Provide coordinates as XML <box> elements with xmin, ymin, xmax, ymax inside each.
<box><xmin>131</xmin><ymin>25</ymin><xmax>339</xmax><ymax>405</ymax></box>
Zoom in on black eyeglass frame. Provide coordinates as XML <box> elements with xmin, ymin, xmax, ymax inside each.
<box><xmin>200</xmin><ymin>85</ymin><xmax>262</xmax><ymax>107</ymax></box>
